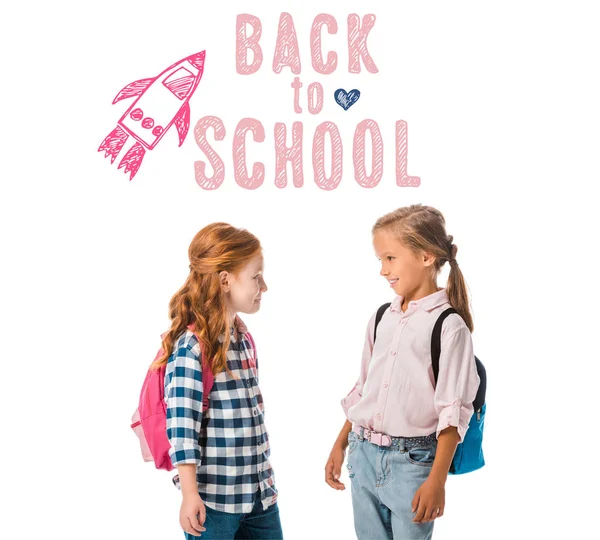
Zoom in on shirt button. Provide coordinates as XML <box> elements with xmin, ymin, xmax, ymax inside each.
<box><xmin>253</xmin><ymin>409</ymin><xmax>258</xmax><ymax>415</ymax></box>
<box><xmin>383</xmin><ymin>383</ymin><xmax>388</xmax><ymax>388</ymax></box>
<box><xmin>376</xmin><ymin>414</ymin><xmax>382</xmax><ymax>420</ymax></box>
<box><xmin>391</xmin><ymin>350</ymin><xmax>396</xmax><ymax>356</ymax></box>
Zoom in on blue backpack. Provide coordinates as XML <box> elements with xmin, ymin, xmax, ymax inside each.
<box><xmin>374</xmin><ymin>303</ymin><xmax>486</xmax><ymax>474</ymax></box>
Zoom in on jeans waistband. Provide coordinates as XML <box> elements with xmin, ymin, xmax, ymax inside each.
<box><xmin>353</xmin><ymin>425</ymin><xmax>437</xmax><ymax>450</ymax></box>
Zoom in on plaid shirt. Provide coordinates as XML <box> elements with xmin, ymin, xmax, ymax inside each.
<box><xmin>165</xmin><ymin>324</ymin><xmax>277</xmax><ymax>514</ymax></box>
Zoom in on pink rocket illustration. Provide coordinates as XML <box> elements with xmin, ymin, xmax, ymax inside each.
<box><xmin>98</xmin><ymin>51</ymin><xmax>206</xmax><ymax>180</ymax></box>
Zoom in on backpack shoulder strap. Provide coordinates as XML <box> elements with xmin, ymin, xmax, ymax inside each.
<box><xmin>198</xmin><ymin>341</ymin><xmax>214</xmax><ymax>412</ymax></box>
<box><xmin>246</xmin><ymin>331</ymin><xmax>258</xmax><ymax>370</ymax></box>
<box><xmin>431</xmin><ymin>309</ymin><xmax>487</xmax><ymax>410</ymax></box>
<box><xmin>374</xmin><ymin>302</ymin><xmax>391</xmax><ymax>343</ymax></box>
<box><xmin>185</xmin><ymin>326</ymin><xmax>214</xmax><ymax>412</ymax></box>
<box><xmin>431</xmin><ymin>307</ymin><xmax>458</xmax><ymax>385</ymax></box>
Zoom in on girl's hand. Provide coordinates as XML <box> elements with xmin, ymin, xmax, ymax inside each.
<box><xmin>412</xmin><ymin>476</ymin><xmax>445</xmax><ymax>523</ymax></box>
<box><xmin>325</xmin><ymin>442</ymin><xmax>346</xmax><ymax>490</ymax></box>
<box><xmin>180</xmin><ymin>493</ymin><xmax>207</xmax><ymax>536</ymax></box>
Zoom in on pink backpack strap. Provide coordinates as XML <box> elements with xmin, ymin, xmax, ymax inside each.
<box><xmin>246</xmin><ymin>331</ymin><xmax>258</xmax><ymax>370</ymax></box>
<box><xmin>185</xmin><ymin>322</ymin><xmax>255</xmax><ymax>412</ymax></box>
<box><xmin>187</xmin><ymin>325</ymin><xmax>214</xmax><ymax>412</ymax></box>
<box><xmin>200</xmin><ymin>344</ymin><xmax>214</xmax><ymax>412</ymax></box>
<box><xmin>234</xmin><ymin>315</ymin><xmax>258</xmax><ymax>370</ymax></box>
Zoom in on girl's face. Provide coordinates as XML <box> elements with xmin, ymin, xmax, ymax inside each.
<box><xmin>222</xmin><ymin>253</ymin><xmax>267</xmax><ymax>316</ymax></box>
<box><xmin>373</xmin><ymin>230</ymin><xmax>434</xmax><ymax>297</ymax></box>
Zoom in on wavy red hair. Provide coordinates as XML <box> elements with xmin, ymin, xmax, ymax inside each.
<box><xmin>151</xmin><ymin>222</ymin><xmax>262</xmax><ymax>374</ymax></box>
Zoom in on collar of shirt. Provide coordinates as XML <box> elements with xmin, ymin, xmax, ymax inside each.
<box><xmin>227</xmin><ymin>314</ymin><xmax>249</xmax><ymax>341</ymax></box>
<box><xmin>390</xmin><ymin>288</ymin><xmax>449</xmax><ymax>314</ymax></box>
<box><xmin>194</xmin><ymin>315</ymin><xmax>249</xmax><ymax>342</ymax></box>
<box><xmin>214</xmin><ymin>315</ymin><xmax>249</xmax><ymax>343</ymax></box>
<box><xmin>234</xmin><ymin>314</ymin><xmax>248</xmax><ymax>334</ymax></box>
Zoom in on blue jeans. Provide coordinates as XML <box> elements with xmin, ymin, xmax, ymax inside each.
<box><xmin>184</xmin><ymin>491</ymin><xmax>283</xmax><ymax>540</ymax></box>
<box><xmin>347</xmin><ymin>430</ymin><xmax>438</xmax><ymax>540</ymax></box>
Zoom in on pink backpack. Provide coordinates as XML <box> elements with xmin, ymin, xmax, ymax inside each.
<box><xmin>131</xmin><ymin>322</ymin><xmax>256</xmax><ymax>471</ymax></box>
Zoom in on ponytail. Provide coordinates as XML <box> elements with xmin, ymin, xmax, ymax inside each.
<box><xmin>446</xmin><ymin>255</ymin><xmax>474</xmax><ymax>332</ymax></box>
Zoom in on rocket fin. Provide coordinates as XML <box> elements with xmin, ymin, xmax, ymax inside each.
<box><xmin>173</xmin><ymin>103</ymin><xmax>191</xmax><ymax>147</ymax></box>
<box><xmin>117</xmin><ymin>142</ymin><xmax>146</xmax><ymax>180</ymax></box>
<box><xmin>98</xmin><ymin>125</ymin><xmax>128</xmax><ymax>163</ymax></box>
<box><xmin>112</xmin><ymin>78</ymin><xmax>155</xmax><ymax>104</ymax></box>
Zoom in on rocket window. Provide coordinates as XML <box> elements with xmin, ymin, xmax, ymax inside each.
<box><xmin>162</xmin><ymin>67</ymin><xmax>196</xmax><ymax>100</ymax></box>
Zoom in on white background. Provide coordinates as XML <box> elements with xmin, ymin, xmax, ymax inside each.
<box><xmin>2</xmin><ymin>1</ymin><xmax>599</xmax><ymax>539</ymax></box>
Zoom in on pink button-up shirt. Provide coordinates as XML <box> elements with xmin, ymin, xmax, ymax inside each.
<box><xmin>342</xmin><ymin>289</ymin><xmax>480</xmax><ymax>442</ymax></box>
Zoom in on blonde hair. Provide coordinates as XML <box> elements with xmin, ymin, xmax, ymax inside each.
<box><xmin>151</xmin><ymin>222</ymin><xmax>262</xmax><ymax>373</ymax></box>
<box><xmin>373</xmin><ymin>204</ymin><xmax>473</xmax><ymax>332</ymax></box>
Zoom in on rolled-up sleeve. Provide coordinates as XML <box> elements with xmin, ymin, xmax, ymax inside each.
<box><xmin>434</xmin><ymin>326</ymin><xmax>480</xmax><ymax>442</ymax></box>
<box><xmin>165</xmin><ymin>336</ymin><xmax>203</xmax><ymax>466</ymax></box>
<box><xmin>341</xmin><ymin>311</ymin><xmax>376</xmax><ymax>418</ymax></box>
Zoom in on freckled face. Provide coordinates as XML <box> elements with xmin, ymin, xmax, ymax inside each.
<box><xmin>225</xmin><ymin>253</ymin><xmax>268</xmax><ymax>315</ymax></box>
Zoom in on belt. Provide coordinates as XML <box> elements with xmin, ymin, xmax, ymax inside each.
<box><xmin>352</xmin><ymin>425</ymin><xmax>437</xmax><ymax>449</ymax></box>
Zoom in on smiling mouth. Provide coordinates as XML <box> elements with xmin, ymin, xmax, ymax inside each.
<box><xmin>388</xmin><ymin>279</ymin><xmax>398</xmax><ymax>285</ymax></box>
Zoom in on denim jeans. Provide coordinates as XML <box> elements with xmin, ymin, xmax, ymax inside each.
<box><xmin>347</xmin><ymin>430</ymin><xmax>438</xmax><ymax>540</ymax></box>
<box><xmin>184</xmin><ymin>491</ymin><xmax>283</xmax><ymax>540</ymax></box>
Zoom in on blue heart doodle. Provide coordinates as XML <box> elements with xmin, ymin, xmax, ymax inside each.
<box><xmin>335</xmin><ymin>88</ymin><xmax>361</xmax><ymax>110</ymax></box>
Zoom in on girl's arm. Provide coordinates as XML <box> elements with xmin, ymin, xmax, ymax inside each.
<box><xmin>325</xmin><ymin>420</ymin><xmax>353</xmax><ymax>490</ymax></box>
<box><xmin>177</xmin><ymin>463</ymin><xmax>200</xmax><ymax>497</ymax></box>
<box><xmin>429</xmin><ymin>426</ymin><xmax>460</xmax><ymax>482</ymax></box>
<box><xmin>413</xmin><ymin>324</ymin><xmax>480</xmax><ymax>523</ymax></box>
<box><xmin>340</xmin><ymin>311</ymin><xmax>377</xmax><ymax>416</ymax></box>
<box><xmin>335</xmin><ymin>419</ymin><xmax>353</xmax><ymax>451</ymax></box>
<box><xmin>165</xmin><ymin>334</ymin><xmax>204</xmax><ymax>469</ymax></box>
<box><xmin>411</xmin><ymin>426</ymin><xmax>459</xmax><ymax>523</ymax></box>
<box><xmin>327</xmin><ymin>311</ymin><xmax>377</xmax><ymax>490</ymax></box>
<box><xmin>165</xmin><ymin>333</ymin><xmax>207</xmax><ymax>535</ymax></box>
<box><xmin>177</xmin><ymin>464</ymin><xmax>206</xmax><ymax>535</ymax></box>
<box><xmin>433</xmin><ymin>326</ymin><xmax>480</xmax><ymax>443</ymax></box>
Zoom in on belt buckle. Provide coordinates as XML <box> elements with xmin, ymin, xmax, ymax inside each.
<box><xmin>370</xmin><ymin>432</ymin><xmax>391</xmax><ymax>446</ymax></box>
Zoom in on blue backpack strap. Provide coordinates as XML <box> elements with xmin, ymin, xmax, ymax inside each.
<box><xmin>374</xmin><ymin>302</ymin><xmax>391</xmax><ymax>343</ymax></box>
<box><xmin>431</xmin><ymin>307</ymin><xmax>487</xmax><ymax>411</ymax></box>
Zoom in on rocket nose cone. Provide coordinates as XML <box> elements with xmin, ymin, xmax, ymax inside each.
<box><xmin>187</xmin><ymin>51</ymin><xmax>206</xmax><ymax>70</ymax></box>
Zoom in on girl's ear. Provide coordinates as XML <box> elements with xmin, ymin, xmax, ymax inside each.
<box><xmin>219</xmin><ymin>270</ymin><xmax>230</xmax><ymax>292</ymax></box>
<box><xmin>422</xmin><ymin>251</ymin><xmax>436</xmax><ymax>268</ymax></box>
